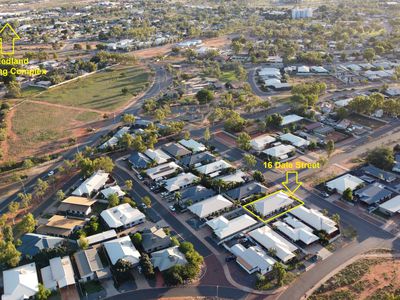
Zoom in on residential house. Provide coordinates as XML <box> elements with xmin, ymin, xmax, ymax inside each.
<box><xmin>36</xmin><ymin>215</ymin><xmax>85</xmax><ymax>237</ymax></box>
<box><xmin>281</xmin><ymin>114</ymin><xmax>304</xmax><ymax>126</ymax></box>
<box><xmin>273</xmin><ymin>220</ymin><xmax>319</xmax><ymax>245</ymax></box>
<box><xmin>74</xmin><ymin>248</ymin><xmax>108</xmax><ymax>282</ymax></box>
<box><xmin>18</xmin><ymin>233</ymin><xmax>65</xmax><ymax>257</ymax></box>
<box><xmin>100</xmin><ymin>185</ymin><xmax>126</xmax><ymax>199</ymax></box>
<box><xmin>206</xmin><ymin>215</ymin><xmax>258</xmax><ymax>241</ymax></box>
<box><xmin>179</xmin><ymin>151</ymin><xmax>216</xmax><ymax>168</ymax></box>
<box><xmin>72</xmin><ymin>170</ymin><xmax>110</xmax><ymax>197</ymax></box>
<box><xmin>249</xmin><ymin>226</ymin><xmax>298</xmax><ymax>262</ymax></box>
<box><xmin>103</xmin><ymin>236</ymin><xmax>141</xmax><ymax>266</ymax></box>
<box><xmin>326</xmin><ymin>174</ymin><xmax>365</xmax><ymax>194</ymax></box>
<box><xmin>361</xmin><ymin>165</ymin><xmax>397</xmax><ymax>183</ymax></box>
<box><xmin>230</xmin><ymin>244</ymin><xmax>276</xmax><ymax>275</ymax></box>
<box><xmin>180</xmin><ymin>185</ymin><xmax>216</xmax><ymax>204</ymax></box>
<box><xmin>250</xmin><ymin>134</ymin><xmax>276</xmax><ymax>151</ymax></box>
<box><xmin>142</xmin><ymin>227</ymin><xmax>171</xmax><ymax>253</ymax></box>
<box><xmin>144</xmin><ymin>149</ymin><xmax>172</xmax><ymax>165</ymax></box>
<box><xmin>101</xmin><ymin>203</ymin><xmax>146</xmax><ymax>230</ymax></box>
<box><xmin>279</xmin><ymin>133</ymin><xmax>310</xmax><ymax>148</ymax></box>
<box><xmin>162</xmin><ymin>172</ymin><xmax>199</xmax><ymax>193</ymax></box>
<box><xmin>188</xmin><ymin>195</ymin><xmax>233</xmax><ymax>219</ymax></box>
<box><xmin>263</xmin><ymin>144</ymin><xmax>296</xmax><ymax>161</ymax></box>
<box><xmin>195</xmin><ymin>160</ymin><xmax>232</xmax><ymax>176</ymax></box>
<box><xmin>2</xmin><ymin>263</ymin><xmax>39</xmax><ymax>300</ymax></box>
<box><xmin>162</xmin><ymin>143</ymin><xmax>192</xmax><ymax>158</ymax></box>
<box><xmin>379</xmin><ymin>195</ymin><xmax>400</xmax><ymax>216</ymax></box>
<box><xmin>355</xmin><ymin>182</ymin><xmax>393</xmax><ymax>205</ymax></box>
<box><xmin>253</xmin><ymin>192</ymin><xmax>294</xmax><ymax>218</ymax></box>
<box><xmin>41</xmin><ymin>256</ymin><xmax>75</xmax><ymax>290</ymax></box>
<box><xmin>151</xmin><ymin>246</ymin><xmax>187</xmax><ymax>272</ymax></box>
<box><xmin>225</xmin><ymin>182</ymin><xmax>268</xmax><ymax>201</ymax></box>
<box><xmin>86</xmin><ymin>230</ymin><xmax>117</xmax><ymax>246</ymax></box>
<box><xmin>129</xmin><ymin>151</ymin><xmax>151</xmax><ymax>169</ymax></box>
<box><xmin>178</xmin><ymin>139</ymin><xmax>206</xmax><ymax>153</ymax></box>
<box><xmin>290</xmin><ymin>206</ymin><xmax>338</xmax><ymax>235</ymax></box>
<box><xmin>58</xmin><ymin>196</ymin><xmax>97</xmax><ymax>216</ymax></box>
<box><xmin>217</xmin><ymin>170</ymin><xmax>247</xmax><ymax>183</ymax></box>
<box><xmin>146</xmin><ymin>162</ymin><xmax>182</xmax><ymax>181</ymax></box>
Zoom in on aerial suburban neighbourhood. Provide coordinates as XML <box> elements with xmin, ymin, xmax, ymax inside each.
<box><xmin>0</xmin><ymin>0</ymin><xmax>400</xmax><ymax>300</ymax></box>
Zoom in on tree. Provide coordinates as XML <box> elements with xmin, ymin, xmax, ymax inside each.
<box><xmin>253</xmin><ymin>170</ymin><xmax>265</xmax><ymax>183</ymax></box>
<box><xmin>8</xmin><ymin>201</ymin><xmax>19</xmax><ymax>224</ymax></box>
<box><xmin>224</xmin><ymin>111</ymin><xmax>246</xmax><ymax>132</ymax></box>
<box><xmin>203</xmin><ymin>127</ymin><xmax>211</xmax><ymax>144</ymax></box>
<box><xmin>6</xmin><ymin>81</ymin><xmax>22</xmax><ymax>98</ymax></box>
<box><xmin>342</xmin><ymin>188</ymin><xmax>353</xmax><ymax>201</ymax></box>
<box><xmin>265</xmin><ymin>113</ymin><xmax>283</xmax><ymax>129</ymax></box>
<box><xmin>142</xmin><ymin>196</ymin><xmax>151</xmax><ymax>208</ymax></box>
<box><xmin>20</xmin><ymin>213</ymin><xmax>36</xmax><ymax>233</ymax></box>
<box><xmin>132</xmin><ymin>233</ymin><xmax>142</xmax><ymax>247</ymax></box>
<box><xmin>273</xmin><ymin>262</ymin><xmax>287</xmax><ymax>286</ymax></box>
<box><xmin>366</xmin><ymin>147</ymin><xmax>395</xmax><ymax>170</ymax></box>
<box><xmin>121</xmin><ymin>88</ymin><xmax>129</xmax><ymax>95</ymax></box>
<box><xmin>140</xmin><ymin>253</ymin><xmax>155</xmax><ymax>278</ymax></box>
<box><xmin>236</xmin><ymin>132</ymin><xmax>251</xmax><ymax>151</ymax></box>
<box><xmin>174</xmin><ymin>192</ymin><xmax>182</xmax><ymax>205</ymax></box>
<box><xmin>78</xmin><ymin>235</ymin><xmax>89</xmax><ymax>250</ymax></box>
<box><xmin>243</xmin><ymin>154</ymin><xmax>257</xmax><ymax>170</ymax></box>
<box><xmin>108</xmin><ymin>193</ymin><xmax>120</xmax><ymax>207</ymax></box>
<box><xmin>196</xmin><ymin>89</ymin><xmax>214</xmax><ymax>104</ymax></box>
<box><xmin>18</xmin><ymin>193</ymin><xmax>32</xmax><ymax>210</ymax></box>
<box><xmin>0</xmin><ymin>241</ymin><xmax>21</xmax><ymax>267</ymax></box>
<box><xmin>326</xmin><ymin>140</ymin><xmax>335</xmax><ymax>157</ymax></box>
<box><xmin>183</xmin><ymin>131</ymin><xmax>191</xmax><ymax>140</ymax></box>
<box><xmin>113</xmin><ymin>259</ymin><xmax>133</xmax><ymax>281</ymax></box>
<box><xmin>93</xmin><ymin>156</ymin><xmax>114</xmax><ymax>173</ymax></box>
<box><xmin>122</xmin><ymin>113</ymin><xmax>135</xmax><ymax>125</ymax></box>
<box><xmin>363</xmin><ymin>48</ymin><xmax>376</xmax><ymax>62</ymax></box>
<box><xmin>22</xmin><ymin>159</ymin><xmax>34</xmax><ymax>168</ymax></box>
<box><xmin>55</xmin><ymin>189</ymin><xmax>65</xmax><ymax>202</ymax></box>
<box><xmin>35</xmin><ymin>283</ymin><xmax>51</xmax><ymax>300</ymax></box>
<box><xmin>3</xmin><ymin>225</ymin><xmax>14</xmax><ymax>243</ymax></box>
<box><xmin>34</xmin><ymin>178</ymin><xmax>49</xmax><ymax>199</ymax></box>
<box><xmin>125</xmin><ymin>180</ymin><xmax>133</xmax><ymax>190</ymax></box>
<box><xmin>331</xmin><ymin>213</ymin><xmax>340</xmax><ymax>225</ymax></box>
<box><xmin>171</xmin><ymin>236</ymin><xmax>180</xmax><ymax>246</ymax></box>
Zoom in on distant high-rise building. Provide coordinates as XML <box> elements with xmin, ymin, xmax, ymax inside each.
<box><xmin>291</xmin><ymin>8</ymin><xmax>313</xmax><ymax>19</ymax></box>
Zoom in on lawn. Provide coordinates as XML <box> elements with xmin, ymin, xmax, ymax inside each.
<box><xmin>219</xmin><ymin>71</ymin><xmax>238</xmax><ymax>82</ymax></box>
<box><xmin>7</xmin><ymin>102</ymin><xmax>101</xmax><ymax>159</ymax></box>
<box><xmin>33</xmin><ymin>65</ymin><xmax>150</xmax><ymax>111</ymax></box>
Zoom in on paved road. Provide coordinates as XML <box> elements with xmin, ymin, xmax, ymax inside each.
<box><xmin>0</xmin><ymin>65</ymin><xmax>172</xmax><ymax>214</ymax></box>
<box><xmin>106</xmin><ymin>285</ymin><xmax>249</xmax><ymax>300</ymax></box>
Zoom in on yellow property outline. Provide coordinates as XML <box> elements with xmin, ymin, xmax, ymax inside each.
<box><xmin>242</xmin><ymin>190</ymin><xmax>304</xmax><ymax>223</ymax></box>
<box><xmin>0</xmin><ymin>23</ymin><xmax>20</xmax><ymax>55</ymax></box>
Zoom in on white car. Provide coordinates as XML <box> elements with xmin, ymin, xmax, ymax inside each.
<box><xmin>169</xmin><ymin>205</ymin><xmax>176</xmax><ymax>212</ymax></box>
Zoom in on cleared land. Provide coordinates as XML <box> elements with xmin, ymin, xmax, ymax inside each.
<box><xmin>33</xmin><ymin>65</ymin><xmax>150</xmax><ymax>111</ymax></box>
<box><xmin>6</xmin><ymin>101</ymin><xmax>101</xmax><ymax>160</ymax></box>
<box><xmin>310</xmin><ymin>258</ymin><xmax>400</xmax><ymax>300</ymax></box>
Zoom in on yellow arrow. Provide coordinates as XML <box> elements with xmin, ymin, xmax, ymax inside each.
<box><xmin>282</xmin><ymin>171</ymin><xmax>302</xmax><ymax>195</ymax></box>
<box><xmin>0</xmin><ymin>23</ymin><xmax>20</xmax><ymax>55</ymax></box>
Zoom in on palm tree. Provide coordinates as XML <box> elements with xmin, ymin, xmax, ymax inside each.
<box><xmin>174</xmin><ymin>192</ymin><xmax>182</xmax><ymax>206</ymax></box>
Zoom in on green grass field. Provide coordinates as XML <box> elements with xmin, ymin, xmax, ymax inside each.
<box><xmin>33</xmin><ymin>65</ymin><xmax>150</xmax><ymax>111</ymax></box>
<box><xmin>219</xmin><ymin>71</ymin><xmax>238</xmax><ymax>82</ymax></box>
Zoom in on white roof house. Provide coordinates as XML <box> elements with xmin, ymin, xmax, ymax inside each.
<box><xmin>100</xmin><ymin>185</ymin><xmax>126</xmax><ymax>198</ymax></box>
<box><xmin>249</xmin><ymin>226</ymin><xmax>298</xmax><ymax>262</ymax></box>
<box><xmin>101</xmin><ymin>203</ymin><xmax>145</xmax><ymax>229</ymax></box>
<box><xmin>144</xmin><ymin>149</ymin><xmax>171</xmax><ymax>165</ymax></box>
<box><xmin>250</xmin><ymin>134</ymin><xmax>276</xmax><ymax>151</ymax></box>
<box><xmin>72</xmin><ymin>170</ymin><xmax>109</xmax><ymax>196</ymax></box>
<box><xmin>279</xmin><ymin>133</ymin><xmax>310</xmax><ymax>148</ymax></box>
<box><xmin>297</xmin><ymin>66</ymin><xmax>310</xmax><ymax>73</ymax></box>
<box><xmin>206</xmin><ymin>215</ymin><xmax>258</xmax><ymax>240</ymax></box>
<box><xmin>151</xmin><ymin>246</ymin><xmax>187</xmax><ymax>272</ymax></box>
<box><xmin>41</xmin><ymin>256</ymin><xmax>75</xmax><ymax>290</ymax></box>
<box><xmin>2</xmin><ymin>263</ymin><xmax>39</xmax><ymax>300</ymax></box>
<box><xmin>281</xmin><ymin>114</ymin><xmax>303</xmax><ymax>126</ymax></box>
<box><xmin>290</xmin><ymin>206</ymin><xmax>338</xmax><ymax>235</ymax></box>
<box><xmin>178</xmin><ymin>139</ymin><xmax>206</xmax><ymax>153</ymax></box>
<box><xmin>326</xmin><ymin>174</ymin><xmax>364</xmax><ymax>194</ymax></box>
<box><xmin>379</xmin><ymin>195</ymin><xmax>400</xmax><ymax>215</ymax></box>
<box><xmin>273</xmin><ymin>220</ymin><xmax>319</xmax><ymax>245</ymax></box>
<box><xmin>334</xmin><ymin>98</ymin><xmax>353</xmax><ymax>107</ymax></box>
<box><xmin>217</xmin><ymin>170</ymin><xmax>247</xmax><ymax>183</ymax></box>
<box><xmin>258</xmin><ymin>67</ymin><xmax>281</xmax><ymax>78</ymax></box>
<box><xmin>195</xmin><ymin>160</ymin><xmax>232</xmax><ymax>175</ymax></box>
<box><xmin>103</xmin><ymin>236</ymin><xmax>141</xmax><ymax>265</ymax></box>
<box><xmin>263</xmin><ymin>144</ymin><xmax>295</xmax><ymax>160</ymax></box>
<box><xmin>146</xmin><ymin>162</ymin><xmax>181</xmax><ymax>181</ymax></box>
<box><xmin>188</xmin><ymin>195</ymin><xmax>233</xmax><ymax>218</ymax></box>
<box><xmin>253</xmin><ymin>191</ymin><xmax>294</xmax><ymax>217</ymax></box>
<box><xmin>162</xmin><ymin>172</ymin><xmax>199</xmax><ymax>192</ymax></box>
<box><xmin>230</xmin><ymin>244</ymin><xmax>276</xmax><ymax>275</ymax></box>
<box><xmin>86</xmin><ymin>230</ymin><xmax>117</xmax><ymax>246</ymax></box>
<box><xmin>311</xmin><ymin>66</ymin><xmax>328</xmax><ymax>73</ymax></box>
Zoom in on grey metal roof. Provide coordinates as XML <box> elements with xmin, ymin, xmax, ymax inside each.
<box><xmin>225</xmin><ymin>182</ymin><xmax>268</xmax><ymax>201</ymax></box>
<box><xmin>355</xmin><ymin>183</ymin><xmax>393</xmax><ymax>205</ymax></box>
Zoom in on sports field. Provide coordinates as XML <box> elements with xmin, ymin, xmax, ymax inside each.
<box><xmin>34</xmin><ymin>65</ymin><xmax>150</xmax><ymax>111</ymax></box>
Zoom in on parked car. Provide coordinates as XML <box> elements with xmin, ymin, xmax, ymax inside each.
<box><xmin>169</xmin><ymin>205</ymin><xmax>176</xmax><ymax>212</ymax></box>
<box><xmin>225</xmin><ymin>256</ymin><xmax>236</xmax><ymax>262</ymax></box>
